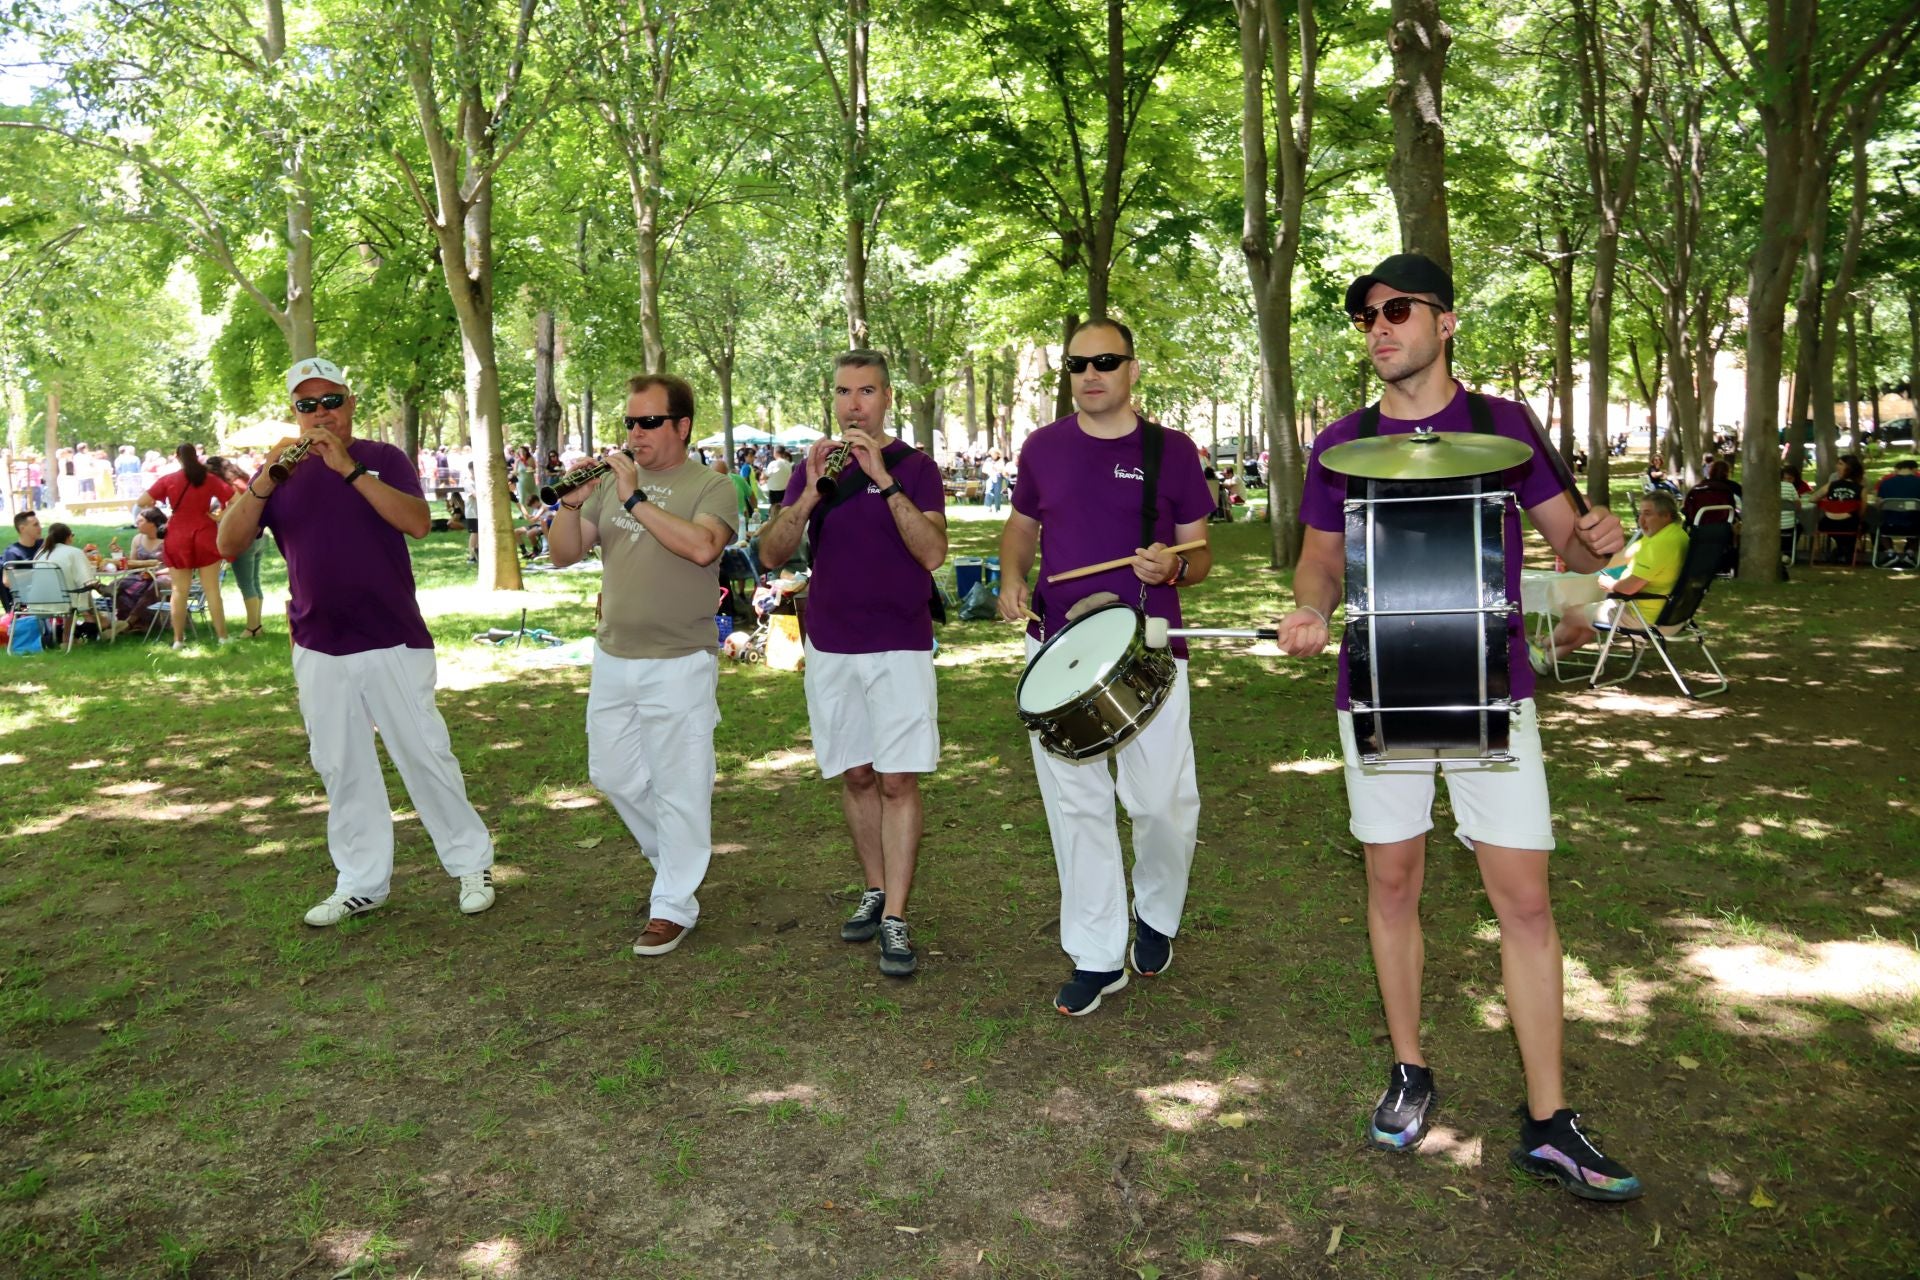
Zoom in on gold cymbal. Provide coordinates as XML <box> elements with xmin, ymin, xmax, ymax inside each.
<box><xmin>1319</xmin><ymin>430</ymin><xmax>1535</xmax><ymax>480</ymax></box>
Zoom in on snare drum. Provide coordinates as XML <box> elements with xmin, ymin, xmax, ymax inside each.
<box><xmin>1344</xmin><ymin>476</ymin><xmax>1516</xmax><ymax>762</ymax></box>
<box><xmin>1017</xmin><ymin>603</ymin><xmax>1176</xmax><ymax>761</ymax></box>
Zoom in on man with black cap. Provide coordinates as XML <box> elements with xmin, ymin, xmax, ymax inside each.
<box><xmin>1274</xmin><ymin>254</ymin><xmax>1644</xmax><ymax>1202</ymax></box>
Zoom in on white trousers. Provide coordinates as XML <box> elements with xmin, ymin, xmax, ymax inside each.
<box><xmin>586</xmin><ymin>647</ymin><xmax>720</xmax><ymax>927</ymax></box>
<box><xmin>292</xmin><ymin>644</ymin><xmax>494</xmax><ymax>900</ymax></box>
<box><xmin>1024</xmin><ymin>638</ymin><xmax>1200</xmax><ymax>972</ymax></box>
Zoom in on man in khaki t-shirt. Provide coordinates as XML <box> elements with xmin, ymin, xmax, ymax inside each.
<box><xmin>548</xmin><ymin>373</ymin><xmax>736</xmax><ymax>959</ymax></box>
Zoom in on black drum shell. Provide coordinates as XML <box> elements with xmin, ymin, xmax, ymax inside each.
<box><xmin>1344</xmin><ymin>476</ymin><xmax>1512</xmax><ymax>761</ymax></box>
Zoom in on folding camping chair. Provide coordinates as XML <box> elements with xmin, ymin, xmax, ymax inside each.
<box><xmin>1589</xmin><ymin>522</ymin><xmax>1732</xmax><ymax>698</ymax></box>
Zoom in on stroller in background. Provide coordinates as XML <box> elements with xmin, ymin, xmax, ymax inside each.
<box><xmin>722</xmin><ymin>570</ymin><xmax>810</xmax><ymax>665</ymax></box>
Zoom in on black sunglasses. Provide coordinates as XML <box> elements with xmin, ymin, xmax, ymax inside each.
<box><xmin>1064</xmin><ymin>353</ymin><xmax>1132</xmax><ymax>374</ymax></box>
<box><xmin>624</xmin><ymin>414</ymin><xmax>674</xmax><ymax>430</ymax></box>
<box><xmin>293</xmin><ymin>393</ymin><xmax>347</xmax><ymax>413</ymax></box>
<box><xmin>1349</xmin><ymin>296</ymin><xmax>1447</xmax><ymax>331</ymax></box>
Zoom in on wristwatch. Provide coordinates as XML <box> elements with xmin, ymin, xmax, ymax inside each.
<box><xmin>876</xmin><ymin>481</ymin><xmax>903</xmax><ymax>500</ymax></box>
<box><xmin>343</xmin><ymin>463</ymin><xmax>369</xmax><ymax>485</ymax></box>
<box><xmin>623</xmin><ymin>491</ymin><xmax>648</xmax><ymax>512</ymax></box>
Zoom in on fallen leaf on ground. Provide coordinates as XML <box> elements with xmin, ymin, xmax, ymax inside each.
<box><xmin>575</xmin><ymin>836</ymin><xmax>602</xmax><ymax>849</ymax></box>
<box><xmin>894</xmin><ymin>1225</ymin><xmax>922</xmax><ymax>1234</ymax></box>
<box><xmin>1326</xmin><ymin>1224</ymin><xmax>1344</xmax><ymax>1256</ymax></box>
<box><xmin>1750</xmin><ymin>1186</ymin><xmax>1776</xmax><ymax>1209</ymax></box>
<box><xmin>1676</xmin><ymin>1055</ymin><xmax>1701</xmax><ymax>1070</ymax></box>
<box><xmin>1441</xmin><ymin>1185</ymin><xmax>1469</xmax><ymax>1199</ymax></box>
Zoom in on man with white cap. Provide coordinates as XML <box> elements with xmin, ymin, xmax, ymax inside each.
<box><xmin>218</xmin><ymin>358</ymin><xmax>499</xmax><ymax>926</ymax></box>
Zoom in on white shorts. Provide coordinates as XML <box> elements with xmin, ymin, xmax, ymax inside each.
<box><xmin>1337</xmin><ymin>697</ymin><xmax>1555</xmax><ymax>852</ymax></box>
<box><xmin>802</xmin><ymin>641</ymin><xmax>940</xmax><ymax>778</ymax></box>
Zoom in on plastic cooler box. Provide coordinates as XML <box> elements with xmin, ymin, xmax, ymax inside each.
<box><xmin>954</xmin><ymin>556</ymin><xmax>1000</xmax><ymax>598</ymax></box>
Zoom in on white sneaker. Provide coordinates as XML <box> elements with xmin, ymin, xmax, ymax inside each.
<box><xmin>458</xmin><ymin>869</ymin><xmax>496</xmax><ymax>915</ymax></box>
<box><xmin>170</xmin><ymin>640</ymin><xmax>185</xmax><ymax>650</ymax></box>
<box><xmin>1528</xmin><ymin>643</ymin><xmax>1552</xmax><ymax>676</ymax></box>
<box><xmin>304</xmin><ymin>891</ymin><xmax>385</xmax><ymax>927</ymax></box>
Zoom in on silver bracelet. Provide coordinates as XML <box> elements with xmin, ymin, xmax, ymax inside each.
<box><xmin>1299</xmin><ymin>603</ymin><xmax>1329</xmax><ymax>626</ymax></box>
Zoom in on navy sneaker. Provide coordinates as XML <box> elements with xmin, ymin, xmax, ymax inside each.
<box><xmin>1368</xmin><ymin>1062</ymin><xmax>1438</xmax><ymax>1151</ymax></box>
<box><xmin>1054</xmin><ymin>968</ymin><xmax>1127</xmax><ymax>1016</ymax></box>
<box><xmin>840</xmin><ymin>887</ymin><xmax>886</xmax><ymax>942</ymax></box>
<box><xmin>877</xmin><ymin>916</ymin><xmax>917</xmax><ymax>978</ymax></box>
<box><xmin>1130</xmin><ymin>917</ymin><xmax>1172</xmax><ymax>977</ymax></box>
<box><xmin>1510</xmin><ymin>1108</ymin><xmax>1644</xmax><ymax>1202</ymax></box>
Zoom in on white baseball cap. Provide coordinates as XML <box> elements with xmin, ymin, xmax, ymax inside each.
<box><xmin>285</xmin><ymin>357</ymin><xmax>352</xmax><ymax>394</ymax></box>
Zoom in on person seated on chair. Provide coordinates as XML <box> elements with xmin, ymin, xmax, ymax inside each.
<box><xmin>515</xmin><ymin>501</ymin><xmax>556</xmax><ymax>560</ymax></box>
<box><xmin>1</xmin><ymin>511</ymin><xmax>44</xmax><ymax>612</ymax></box>
<box><xmin>32</xmin><ymin>522</ymin><xmax>108</xmax><ymax>641</ymax></box>
<box><xmin>1810</xmin><ymin>454</ymin><xmax>1865</xmax><ymax>563</ymax></box>
<box><xmin>1872</xmin><ymin>458</ymin><xmax>1920</xmax><ymax>568</ymax></box>
<box><xmin>1537</xmin><ymin>491</ymin><xmax>1689</xmax><ymax>669</ymax></box>
<box><xmin>445</xmin><ymin>490</ymin><xmax>467</xmax><ymax>531</ymax></box>
<box><xmin>1682</xmin><ymin>459</ymin><xmax>1742</xmax><ymax>527</ymax></box>
<box><xmin>1642</xmin><ymin>465</ymin><xmax>1680</xmax><ymax>495</ymax></box>
<box><xmin>127</xmin><ymin>509</ymin><xmax>166</xmax><ymax>569</ymax></box>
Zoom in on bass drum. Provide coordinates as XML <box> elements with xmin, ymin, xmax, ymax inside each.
<box><xmin>1017</xmin><ymin>603</ymin><xmax>1176</xmax><ymax>761</ymax></box>
<box><xmin>1344</xmin><ymin>475</ymin><xmax>1516</xmax><ymax>762</ymax></box>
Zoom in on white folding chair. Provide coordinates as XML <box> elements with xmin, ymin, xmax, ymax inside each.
<box><xmin>7</xmin><ymin>561</ymin><xmax>84</xmax><ymax>653</ymax></box>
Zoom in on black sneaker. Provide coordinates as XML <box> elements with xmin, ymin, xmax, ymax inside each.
<box><xmin>877</xmin><ymin>916</ymin><xmax>916</xmax><ymax>977</ymax></box>
<box><xmin>1368</xmin><ymin>1062</ymin><xmax>1438</xmax><ymax>1151</ymax></box>
<box><xmin>1130</xmin><ymin>916</ymin><xmax>1172</xmax><ymax>976</ymax></box>
<box><xmin>1054</xmin><ymin>968</ymin><xmax>1127</xmax><ymax>1017</ymax></box>
<box><xmin>1510</xmin><ymin>1108</ymin><xmax>1644</xmax><ymax>1202</ymax></box>
<box><xmin>840</xmin><ymin>887</ymin><xmax>886</xmax><ymax>942</ymax></box>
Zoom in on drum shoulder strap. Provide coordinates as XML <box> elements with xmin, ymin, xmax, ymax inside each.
<box><xmin>1140</xmin><ymin>420</ymin><xmax>1165</xmax><ymax>551</ymax></box>
<box><xmin>1464</xmin><ymin>391</ymin><xmax>1495</xmax><ymax>434</ymax></box>
<box><xmin>1358</xmin><ymin>392</ymin><xmax>1493</xmax><ymax>438</ymax></box>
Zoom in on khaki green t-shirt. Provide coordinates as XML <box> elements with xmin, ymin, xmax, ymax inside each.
<box><xmin>582</xmin><ymin>459</ymin><xmax>737</xmax><ymax>659</ymax></box>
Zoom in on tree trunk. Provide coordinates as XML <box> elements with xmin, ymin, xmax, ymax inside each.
<box><xmin>833</xmin><ymin>0</ymin><xmax>871</xmax><ymax>346</ymax></box>
<box><xmin>533</xmin><ymin>308</ymin><xmax>562</xmax><ymax>470</ymax></box>
<box><xmin>718</xmin><ymin>359</ymin><xmax>736</xmax><ymax>464</ymax></box>
<box><xmin>1236</xmin><ymin>0</ymin><xmax>1315</xmax><ymax>569</ymax></box>
<box><xmin>1908</xmin><ymin>293</ymin><xmax>1919</xmax><ymax>413</ymax></box>
<box><xmin>1386</xmin><ymin>0</ymin><xmax>1452</xmax><ymax>269</ymax></box>
<box><xmin>1055</xmin><ymin>312</ymin><xmax>1077</xmax><ymax>421</ymax></box>
<box><xmin>963</xmin><ymin>359</ymin><xmax>978</xmax><ymax>451</ymax></box>
<box><xmin>285</xmin><ymin>137</ymin><xmax>318</xmax><ymax>360</ymax></box>
<box><xmin>400</xmin><ymin>387</ymin><xmax>421</xmax><ymax>461</ymax></box>
<box><xmin>580</xmin><ymin>385</ymin><xmax>594</xmax><ymax>456</ymax></box>
<box><xmin>1786</xmin><ymin>204</ymin><xmax>1826</xmax><ymax>473</ymax></box>
<box><xmin>1573</xmin><ymin>0</ymin><xmax>1654</xmax><ymax>511</ymax></box>
<box><xmin>45</xmin><ymin>386</ymin><xmax>58</xmax><ymax>479</ymax></box>
<box><xmin>1553</xmin><ymin>231</ymin><xmax>1576</xmax><ymax>466</ymax></box>
<box><xmin>1844</xmin><ymin>297</ymin><xmax>1860</xmax><ymax>446</ymax></box>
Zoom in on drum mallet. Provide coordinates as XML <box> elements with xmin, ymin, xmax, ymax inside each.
<box><xmin>1143</xmin><ymin>617</ymin><xmax>1280</xmax><ymax>650</ymax></box>
<box><xmin>1046</xmin><ymin>539</ymin><xmax>1208</xmax><ymax>585</ymax></box>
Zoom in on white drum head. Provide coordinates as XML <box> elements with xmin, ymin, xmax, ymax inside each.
<box><xmin>1018</xmin><ymin>607</ymin><xmax>1139</xmax><ymax>713</ymax></box>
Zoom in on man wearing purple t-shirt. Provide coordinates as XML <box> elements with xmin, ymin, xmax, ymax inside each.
<box><xmin>219</xmin><ymin>358</ymin><xmax>497</xmax><ymax>928</ymax></box>
<box><xmin>997</xmin><ymin>318</ymin><xmax>1215</xmax><ymax>1018</ymax></box>
<box><xmin>1276</xmin><ymin>255</ymin><xmax>1641</xmax><ymax>1201</ymax></box>
<box><xmin>758</xmin><ymin>350</ymin><xmax>948</xmax><ymax>978</ymax></box>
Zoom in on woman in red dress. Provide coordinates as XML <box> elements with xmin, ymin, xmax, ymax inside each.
<box><xmin>136</xmin><ymin>443</ymin><xmax>235</xmax><ymax>647</ymax></box>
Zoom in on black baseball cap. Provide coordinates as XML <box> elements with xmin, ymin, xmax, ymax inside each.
<box><xmin>1345</xmin><ymin>253</ymin><xmax>1455</xmax><ymax>316</ymax></box>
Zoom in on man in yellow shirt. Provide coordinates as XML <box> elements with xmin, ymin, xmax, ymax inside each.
<box><xmin>1538</xmin><ymin>490</ymin><xmax>1689</xmax><ymax>665</ymax></box>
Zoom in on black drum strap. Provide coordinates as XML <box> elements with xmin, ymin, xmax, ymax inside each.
<box><xmin>1355</xmin><ymin>391</ymin><xmax>1493</xmax><ymax>439</ymax></box>
<box><xmin>1348</xmin><ymin>392</ymin><xmax>1495</xmax><ymax>501</ymax></box>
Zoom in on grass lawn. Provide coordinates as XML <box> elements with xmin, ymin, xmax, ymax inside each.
<box><xmin>1</xmin><ymin>504</ymin><xmax>1916</xmax><ymax>1278</ymax></box>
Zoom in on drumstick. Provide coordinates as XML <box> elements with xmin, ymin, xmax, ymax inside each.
<box><xmin>1046</xmin><ymin>539</ymin><xmax>1207</xmax><ymax>585</ymax></box>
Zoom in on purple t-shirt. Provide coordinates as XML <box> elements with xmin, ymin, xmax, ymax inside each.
<box><xmin>1012</xmin><ymin>416</ymin><xmax>1215</xmax><ymax>659</ymax></box>
<box><xmin>1299</xmin><ymin>386</ymin><xmax>1564</xmax><ymax>709</ymax></box>
<box><xmin>261</xmin><ymin>439</ymin><xmax>435</xmax><ymax>656</ymax></box>
<box><xmin>789</xmin><ymin>439</ymin><xmax>946</xmax><ymax>654</ymax></box>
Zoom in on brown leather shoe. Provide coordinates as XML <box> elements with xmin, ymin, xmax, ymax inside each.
<box><xmin>632</xmin><ymin>918</ymin><xmax>690</xmax><ymax>956</ymax></box>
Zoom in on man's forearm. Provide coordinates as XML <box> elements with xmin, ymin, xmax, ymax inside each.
<box><xmin>217</xmin><ymin>482</ymin><xmax>270</xmax><ymax>557</ymax></box>
<box><xmin>354</xmin><ymin>475</ymin><xmax>432</xmax><ymax>538</ymax></box>
<box><xmin>758</xmin><ymin>495</ymin><xmax>815</xmax><ymax>568</ymax></box>
<box><xmin>546</xmin><ymin>506</ymin><xmax>588</xmax><ymax>566</ymax></box>
<box><xmin>886</xmin><ymin>494</ymin><xmax>946</xmax><ymax>572</ymax></box>
<box><xmin>638</xmin><ymin>506</ymin><xmax>724</xmax><ymax>566</ymax></box>
<box><xmin>1292</xmin><ymin>561</ymin><xmax>1340</xmax><ymax>619</ymax></box>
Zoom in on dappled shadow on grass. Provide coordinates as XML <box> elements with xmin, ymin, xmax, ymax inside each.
<box><xmin>1</xmin><ymin>520</ymin><xmax>1917</xmax><ymax>1278</ymax></box>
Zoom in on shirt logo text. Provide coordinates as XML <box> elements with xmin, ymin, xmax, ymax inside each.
<box><xmin>1114</xmin><ymin>464</ymin><xmax>1144</xmax><ymax>482</ymax></box>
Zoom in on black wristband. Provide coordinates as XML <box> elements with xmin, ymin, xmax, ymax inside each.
<box><xmin>246</xmin><ymin>482</ymin><xmax>269</xmax><ymax>501</ymax></box>
<box><xmin>343</xmin><ymin>463</ymin><xmax>369</xmax><ymax>486</ymax></box>
<box><xmin>877</xmin><ymin>481</ymin><xmax>903</xmax><ymax>500</ymax></box>
<box><xmin>623</xmin><ymin>491</ymin><xmax>648</xmax><ymax>512</ymax></box>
